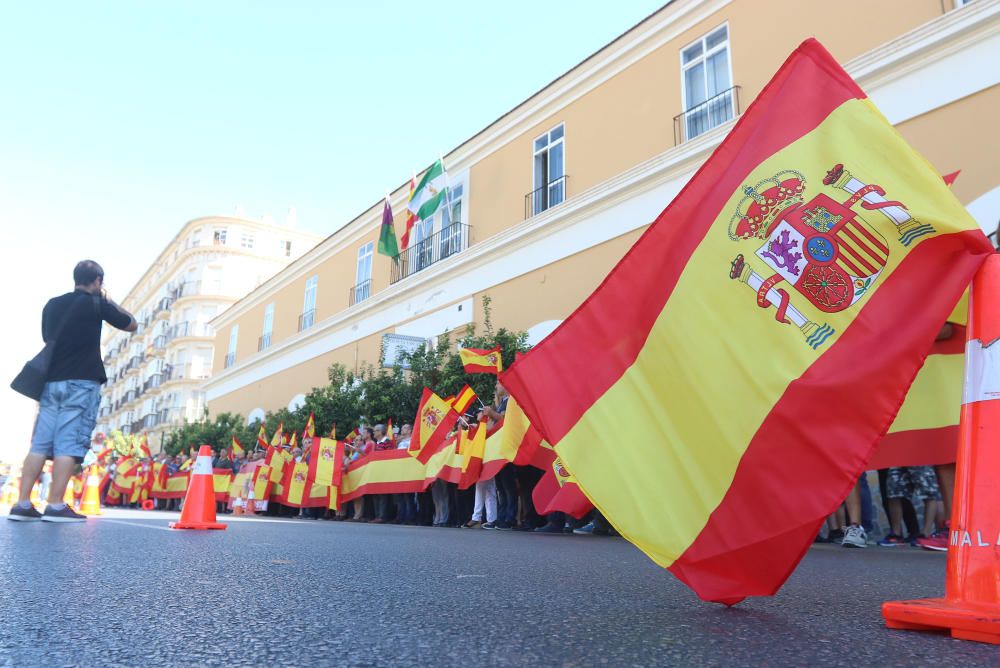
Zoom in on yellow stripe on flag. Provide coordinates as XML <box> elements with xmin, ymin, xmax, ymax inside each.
<box><xmin>555</xmin><ymin>98</ymin><xmax>981</xmax><ymax>569</ymax></box>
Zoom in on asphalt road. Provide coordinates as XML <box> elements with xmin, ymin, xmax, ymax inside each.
<box><xmin>1</xmin><ymin>509</ymin><xmax>997</xmax><ymax>667</ymax></box>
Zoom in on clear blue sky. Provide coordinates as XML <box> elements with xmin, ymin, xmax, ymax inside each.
<box><xmin>0</xmin><ymin>1</ymin><xmax>665</xmax><ymax>461</ymax></box>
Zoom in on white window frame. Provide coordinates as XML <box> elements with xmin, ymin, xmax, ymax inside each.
<box><xmin>240</xmin><ymin>233</ymin><xmax>255</xmax><ymax>249</ymax></box>
<box><xmin>679</xmin><ymin>23</ymin><xmax>734</xmax><ymax>141</ymax></box>
<box><xmin>531</xmin><ymin>124</ymin><xmax>566</xmax><ymax>215</ymax></box>
<box><xmin>261</xmin><ymin>303</ymin><xmax>274</xmax><ymax>349</ymax></box>
<box><xmin>355</xmin><ymin>242</ymin><xmax>373</xmax><ymax>302</ymax></box>
<box><xmin>301</xmin><ymin>275</ymin><xmax>318</xmax><ymax>329</ymax></box>
<box><xmin>226</xmin><ymin>325</ymin><xmax>238</xmax><ymax>368</ymax></box>
<box><xmin>213</xmin><ymin>228</ymin><xmax>228</xmax><ymax>245</ymax></box>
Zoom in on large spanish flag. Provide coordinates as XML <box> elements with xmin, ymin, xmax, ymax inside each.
<box><xmin>500</xmin><ymin>39</ymin><xmax>992</xmax><ymax>604</ymax></box>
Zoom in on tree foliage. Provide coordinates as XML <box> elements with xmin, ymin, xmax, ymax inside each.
<box><xmin>160</xmin><ymin>296</ymin><xmax>532</xmax><ymax>453</ymax></box>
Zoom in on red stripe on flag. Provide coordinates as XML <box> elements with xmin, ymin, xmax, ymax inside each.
<box><xmin>502</xmin><ymin>39</ymin><xmax>866</xmax><ymax>444</ymax></box>
<box><xmin>666</xmin><ymin>230</ymin><xmax>987</xmax><ymax>603</ymax></box>
<box><xmin>847</xmin><ymin>219</ymin><xmax>890</xmax><ymax>256</ymax></box>
<box><xmin>834</xmin><ymin>233</ymin><xmax>878</xmax><ymax>274</ymax></box>
<box><xmin>868</xmin><ymin>425</ymin><xmax>958</xmax><ymax>469</ymax></box>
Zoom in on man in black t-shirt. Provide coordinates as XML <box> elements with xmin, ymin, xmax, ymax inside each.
<box><xmin>9</xmin><ymin>260</ymin><xmax>137</xmax><ymax>522</ymax></box>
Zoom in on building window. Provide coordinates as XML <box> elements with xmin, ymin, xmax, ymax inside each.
<box><xmin>241</xmin><ymin>234</ymin><xmax>254</xmax><ymax>249</ymax></box>
<box><xmin>260</xmin><ymin>303</ymin><xmax>274</xmax><ymax>350</ymax></box>
<box><xmin>225</xmin><ymin>325</ymin><xmax>238</xmax><ymax>368</ymax></box>
<box><xmin>353</xmin><ymin>243</ymin><xmax>373</xmax><ymax>303</ymax></box>
<box><xmin>300</xmin><ymin>276</ymin><xmax>317</xmax><ymax>331</ymax></box>
<box><xmin>213</xmin><ymin>228</ymin><xmax>227</xmax><ymax>245</ymax></box>
<box><xmin>441</xmin><ymin>184</ymin><xmax>465</xmax><ymax>259</ymax></box>
<box><xmin>280</xmin><ymin>240</ymin><xmax>292</xmax><ymax>257</ymax></box>
<box><xmin>190</xmin><ymin>228</ymin><xmax>202</xmax><ymax>248</ymax></box>
<box><xmin>680</xmin><ymin>25</ymin><xmax>733</xmax><ymax>141</ymax></box>
<box><xmin>531</xmin><ymin>124</ymin><xmax>565</xmax><ymax>216</ymax></box>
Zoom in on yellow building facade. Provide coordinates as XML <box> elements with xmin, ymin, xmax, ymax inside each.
<box><xmin>205</xmin><ymin>0</ymin><xmax>1000</xmax><ymax>421</ymax></box>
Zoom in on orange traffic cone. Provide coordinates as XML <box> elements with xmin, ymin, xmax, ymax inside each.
<box><xmin>883</xmin><ymin>254</ymin><xmax>1000</xmax><ymax>644</ymax></box>
<box><xmin>78</xmin><ymin>466</ymin><xmax>102</xmax><ymax>516</ymax></box>
<box><xmin>170</xmin><ymin>446</ymin><xmax>226</xmax><ymax>530</ymax></box>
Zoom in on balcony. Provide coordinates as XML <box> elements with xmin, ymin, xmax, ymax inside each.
<box><xmin>166</xmin><ymin>363</ymin><xmax>211</xmax><ymax>383</ymax></box>
<box><xmin>123</xmin><ymin>389</ymin><xmax>138</xmax><ymax>404</ymax></box>
<box><xmin>349</xmin><ymin>280</ymin><xmax>371</xmax><ymax>306</ymax></box>
<box><xmin>172</xmin><ymin>281</ymin><xmax>201</xmax><ymax>301</ymax></box>
<box><xmin>171</xmin><ymin>321</ymin><xmax>213</xmax><ymax>340</ymax></box>
<box><xmin>525</xmin><ymin>177</ymin><xmax>568</xmax><ymax>219</ymax></box>
<box><xmin>143</xmin><ymin>373</ymin><xmax>165</xmax><ymax>393</ymax></box>
<box><xmin>142</xmin><ymin>413</ymin><xmax>159</xmax><ymax>429</ymax></box>
<box><xmin>98</xmin><ymin>405</ymin><xmax>112</xmax><ymax>418</ymax></box>
<box><xmin>126</xmin><ymin>355</ymin><xmax>145</xmax><ymax>373</ymax></box>
<box><xmin>153</xmin><ymin>296</ymin><xmax>174</xmax><ymax>318</ymax></box>
<box><xmin>298</xmin><ymin>309</ymin><xmax>315</xmax><ymax>332</ymax></box>
<box><xmin>150</xmin><ymin>335</ymin><xmax>168</xmax><ymax>355</ymax></box>
<box><xmin>224</xmin><ymin>352</ymin><xmax>236</xmax><ymax>369</ymax></box>
<box><xmin>390</xmin><ymin>223</ymin><xmax>471</xmax><ymax>285</ymax></box>
<box><xmin>258</xmin><ymin>334</ymin><xmax>271</xmax><ymax>352</ymax></box>
<box><xmin>673</xmin><ymin>85</ymin><xmax>741</xmax><ymax>145</ymax></box>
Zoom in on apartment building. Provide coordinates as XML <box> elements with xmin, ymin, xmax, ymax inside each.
<box><xmin>97</xmin><ymin>215</ymin><xmax>323</xmax><ymax>450</ymax></box>
<box><xmin>205</xmin><ymin>0</ymin><xmax>1000</xmax><ymax>422</ymax></box>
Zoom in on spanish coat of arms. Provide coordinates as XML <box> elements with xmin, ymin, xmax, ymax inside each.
<box><xmin>727</xmin><ymin>163</ymin><xmax>933</xmax><ymax>349</ymax></box>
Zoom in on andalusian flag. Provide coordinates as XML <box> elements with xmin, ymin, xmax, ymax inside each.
<box><xmin>377</xmin><ymin>196</ymin><xmax>400</xmax><ymax>258</ymax></box>
<box><xmin>409</xmin><ymin>388</ymin><xmax>461</xmax><ymax>463</ymax></box>
<box><xmin>230</xmin><ymin>435</ymin><xmax>245</xmax><ymax>462</ymax></box>
<box><xmin>401</xmin><ymin>172</ymin><xmax>419</xmax><ymax>249</ymax></box>
<box><xmin>256</xmin><ymin>424</ymin><xmax>268</xmax><ymax>451</ymax></box>
<box><xmin>408</xmin><ymin>159</ymin><xmax>448</xmax><ymax>221</ymax></box>
<box><xmin>500</xmin><ymin>39</ymin><xmax>992</xmax><ymax>604</ymax></box>
<box><xmin>307</xmin><ymin>437</ymin><xmax>345</xmax><ymax>487</ymax></box>
<box><xmin>459</xmin><ymin>346</ymin><xmax>502</xmax><ymax>374</ymax></box>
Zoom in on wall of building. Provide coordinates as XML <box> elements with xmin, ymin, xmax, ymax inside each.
<box><xmin>205</xmin><ymin>0</ymin><xmax>999</xmax><ymax>422</ymax></box>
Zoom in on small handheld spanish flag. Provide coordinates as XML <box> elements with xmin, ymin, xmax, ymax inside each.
<box><xmin>230</xmin><ymin>435</ymin><xmax>245</xmax><ymax>462</ymax></box>
<box><xmin>459</xmin><ymin>346</ymin><xmax>502</xmax><ymax>374</ymax></box>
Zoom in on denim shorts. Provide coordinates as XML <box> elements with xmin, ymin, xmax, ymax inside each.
<box><xmin>30</xmin><ymin>380</ymin><xmax>101</xmax><ymax>461</ymax></box>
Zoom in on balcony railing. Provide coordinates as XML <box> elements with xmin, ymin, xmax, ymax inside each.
<box><xmin>298</xmin><ymin>309</ymin><xmax>315</xmax><ymax>332</ymax></box>
<box><xmin>224</xmin><ymin>352</ymin><xmax>236</xmax><ymax>369</ymax></box>
<box><xmin>142</xmin><ymin>413</ymin><xmax>159</xmax><ymax>429</ymax></box>
<box><xmin>127</xmin><ymin>355</ymin><xmax>145</xmax><ymax>371</ymax></box>
<box><xmin>170</xmin><ymin>321</ymin><xmax>213</xmax><ymax>339</ymax></box>
<box><xmin>258</xmin><ymin>334</ymin><xmax>271</xmax><ymax>352</ymax></box>
<box><xmin>673</xmin><ymin>85</ymin><xmax>741</xmax><ymax>145</ymax></box>
<box><xmin>172</xmin><ymin>281</ymin><xmax>201</xmax><ymax>300</ymax></box>
<box><xmin>98</xmin><ymin>405</ymin><xmax>112</xmax><ymax>418</ymax></box>
<box><xmin>525</xmin><ymin>176</ymin><xmax>568</xmax><ymax>219</ymax></box>
<box><xmin>167</xmin><ymin>363</ymin><xmax>211</xmax><ymax>382</ymax></box>
<box><xmin>349</xmin><ymin>280</ymin><xmax>371</xmax><ymax>306</ymax></box>
<box><xmin>153</xmin><ymin>296</ymin><xmax>174</xmax><ymax>316</ymax></box>
<box><xmin>124</xmin><ymin>389</ymin><xmax>138</xmax><ymax>404</ymax></box>
<box><xmin>143</xmin><ymin>373</ymin><xmax>165</xmax><ymax>393</ymax></box>
<box><xmin>390</xmin><ymin>223</ymin><xmax>471</xmax><ymax>285</ymax></box>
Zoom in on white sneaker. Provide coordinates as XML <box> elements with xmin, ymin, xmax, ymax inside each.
<box><xmin>841</xmin><ymin>524</ymin><xmax>867</xmax><ymax>548</ymax></box>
